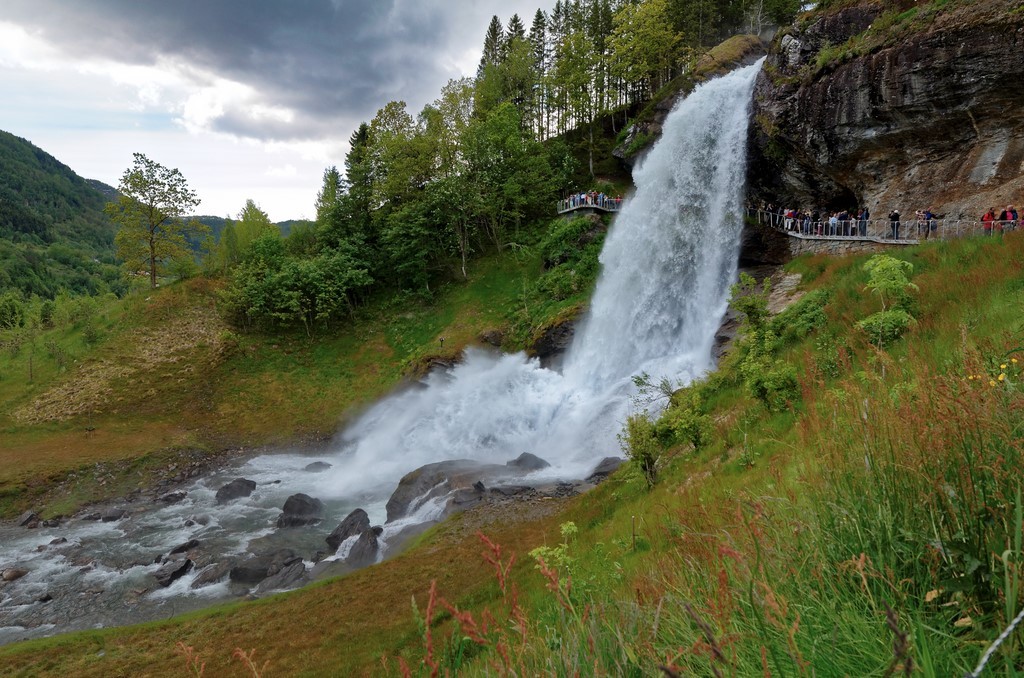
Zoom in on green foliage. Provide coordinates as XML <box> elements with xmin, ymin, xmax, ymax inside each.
<box><xmin>618</xmin><ymin>412</ymin><xmax>662</xmax><ymax>487</ymax></box>
<box><xmin>857</xmin><ymin>254</ymin><xmax>918</xmax><ymax>347</ymax></box>
<box><xmin>106</xmin><ymin>153</ymin><xmax>208</xmax><ymax>289</ymax></box>
<box><xmin>857</xmin><ymin>309</ymin><xmax>915</xmax><ymax>347</ymax></box>
<box><xmin>731</xmin><ymin>273</ymin><xmax>799</xmax><ymax>411</ymax></box>
<box><xmin>0</xmin><ymin>291</ymin><xmax>25</xmax><ymax>330</ymax></box>
<box><xmin>770</xmin><ymin>288</ymin><xmax>830</xmax><ymax>343</ymax></box>
<box><xmin>659</xmin><ymin>385</ymin><xmax>713</xmax><ymax>450</ymax></box>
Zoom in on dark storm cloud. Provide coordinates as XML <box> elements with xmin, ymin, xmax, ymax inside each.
<box><xmin>3</xmin><ymin>0</ymin><xmax>545</xmax><ymax>141</ymax></box>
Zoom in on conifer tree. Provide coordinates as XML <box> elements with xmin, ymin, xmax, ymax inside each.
<box><xmin>478</xmin><ymin>15</ymin><xmax>505</xmax><ymax>76</ymax></box>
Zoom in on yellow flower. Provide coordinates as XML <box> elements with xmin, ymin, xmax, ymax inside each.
<box><xmin>1014</xmin><ymin>358</ymin><xmax>1019</xmax><ymax>364</ymax></box>
<box><xmin>990</xmin><ymin>380</ymin><xmax>997</xmax><ymax>387</ymax></box>
<box><xmin>999</xmin><ymin>373</ymin><xmax>1006</xmax><ymax>381</ymax></box>
<box><xmin>968</xmin><ymin>375</ymin><xmax>974</xmax><ymax>380</ymax></box>
<box><xmin>1001</xmin><ymin>364</ymin><xmax>1007</xmax><ymax>369</ymax></box>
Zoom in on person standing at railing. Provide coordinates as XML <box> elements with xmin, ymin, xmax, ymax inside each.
<box><xmin>857</xmin><ymin>207</ymin><xmax>869</xmax><ymax>236</ymax></box>
<box><xmin>982</xmin><ymin>208</ymin><xmax>996</xmax><ymax>235</ymax></box>
<box><xmin>889</xmin><ymin>209</ymin><xmax>901</xmax><ymax>239</ymax></box>
<box><xmin>923</xmin><ymin>207</ymin><xmax>936</xmax><ymax>239</ymax></box>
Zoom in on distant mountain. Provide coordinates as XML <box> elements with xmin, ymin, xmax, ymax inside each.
<box><xmin>193</xmin><ymin>215</ymin><xmax>312</xmax><ymax>240</ymax></box>
<box><xmin>0</xmin><ymin>130</ymin><xmax>121</xmax><ymax>297</ymax></box>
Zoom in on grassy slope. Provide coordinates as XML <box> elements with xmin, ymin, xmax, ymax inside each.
<box><xmin>0</xmin><ymin>250</ymin><xmax>548</xmax><ymax>518</ymax></box>
<box><xmin>3</xmin><ymin>225</ymin><xmax>1023</xmax><ymax>675</ymax></box>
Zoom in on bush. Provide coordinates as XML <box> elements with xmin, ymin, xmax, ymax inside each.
<box><xmin>618</xmin><ymin>413</ymin><xmax>662</xmax><ymax>488</ymax></box>
<box><xmin>771</xmin><ymin>288</ymin><xmax>830</xmax><ymax>343</ymax></box>
<box><xmin>658</xmin><ymin>387</ymin><xmax>713</xmax><ymax>450</ymax></box>
<box><xmin>0</xmin><ymin>292</ymin><xmax>25</xmax><ymax>330</ymax></box>
<box><xmin>857</xmin><ymin>309</ymin><xmax>915</xmax><ymax>346</ymax></box>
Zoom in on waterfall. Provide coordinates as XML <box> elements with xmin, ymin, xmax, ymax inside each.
<box><xmin>301</xmin><ymin>58</ymin><xmax>766</xmax><ymax>498</ymax></box>
<box><xmin>0</xmin><ymin>60</ymin><xmax>764</xmax><ymax>645</ymax></box>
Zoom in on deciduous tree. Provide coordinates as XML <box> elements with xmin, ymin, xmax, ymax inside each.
<box><xmin>106</xmin><ymin>153</ymin><xmax>205</xmax><ymax>288</ymax></box>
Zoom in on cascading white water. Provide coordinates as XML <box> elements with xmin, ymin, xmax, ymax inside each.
<box><xmin>0</xmin><ymin>60</ymin><xmax>763</xmax><ymax>644</ymax></box>
<box><xmin>300</xmin><ymin>59</ymin><xmax>765</xmax><ymax>498</ymax></box>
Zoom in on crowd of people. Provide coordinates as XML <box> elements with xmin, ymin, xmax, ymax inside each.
<box><xmin>755</xmin><ymin>203</ymin><xmax>1020</xmax><ymax>240</ymax></box>
<box><xmin>559</xmin><ymin>190</ymin><xmax>623</xmax><ymax>212</ymax></box>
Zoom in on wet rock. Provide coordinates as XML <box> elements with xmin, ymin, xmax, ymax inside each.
<box><xmin>490</xmin><ymin>485</ymin><xmax>534</xmax><ymax>497</ymax></box>
<box><xmin>325</xmin><ymin>508</ymin><xmax>370</xmax><ymax>551</ymax></box>
<box><xmin>277</xmin><ymin>493</ymin><xmax>324</xmax><ymax>528</ymax></box>
<box><xmin>100</xmin><ymin>508</ymin><xmax>127</xmax><ymax>522</ymax></box>
<box><xmin>304</xmin><ymin>461</ymin><xmax>332</xmax><ymax>473</ymax></box>
<box><xmin>506</xmin><ymin>452</ymin><xmax>550</xmax><ymax>472</ymax></box>
<box><xmin>215</xmin><ymin>478</ymin><xmax>257</xmax><ymax>504</ymax></box>
<box><xmin>2</xmin><ymin>568</ymin><xmax>29</xmax><ymax>582</ymax></box>
<box><xmin>229</xmin><ymin>549</ymin><xmax>300</xmax><ymax>584</ymax></box>
<box><xmin>253</xmin><ymin>561</ymin><xmax>307</xmax><ymax>595</ymax></box>
<box><xmin>159</xmin><ymin>491</ymin><xmax>187</xmax><ymax>504</ymax></box>
<box><xmin>37</xmin><ymin>592</ymin><xmax>53</xmax><ymax>603</ymax></box>
<box><xmin>42</xmin><ymin>518</ymin><xmax>60</xmax><ymax>528</ymax></box>
<box><xmin>386</xmin><ymin>459</ymin><xmax>504</xmax><ymax>522</ymax></box>
<box><xmin>346</xmin><ymin>530</ymin><xmax>379</xmax><ymax>568</ymax></box>
<box><xmin>16</xmin><ymin>511</ymin><xmax>38</xmax><ymax>528</ymax></box>
<box><xmin>80</xmin><ymin>512</ymin><xmax>102</xmax><ymax>522</ymax></box>
<box><xmin>586</xmin><ymin>457</ymin><xmax>624</xmax><ymax>483</ymax></box>
<box><xmin>310</xmin><ymin>559</ymin><xmax>351</xmax><ymax>580</ymax></box>
<box><xmin>168</xmin><ymin>539</ymin><xmax>200</xmax><ymax>556</ymax></box>
<box><xmin>191</xmin><ymin>560</ymin><xmax>235</xmax><ymax>589</ymax></box>
<box><xmin>473</xmin><ymin>480</ymin><xmax>486</xmax><ymax>492</ymax></box>
<box><xmin>153</xmin><ymin>557</ymin><xmax>193</xmax><ymax>587</ymax></box>
<box><xmin>531</xmin><ymin>318</ymin><xmax>576</xmax><ymax>365</ymax></box>
<box><xmin>49</xmin><ymin>537</ymin><xmax>67</xmax><ymax>546</ymax></box>
<box><xmin>184</xmin><ymin>513</ymin><xmax>211</xmax><ymax>527</ymax></box>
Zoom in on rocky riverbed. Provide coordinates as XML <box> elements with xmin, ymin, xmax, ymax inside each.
<box><xmin>0</xmin><ymin>448</ymin><xmax>621</xmax><ymax>646</ymax></box>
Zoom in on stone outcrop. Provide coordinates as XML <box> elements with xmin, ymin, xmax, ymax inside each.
<box><xmin>346</xmin><ymin>530</ymin><xmax>379</xmax><ymax>568</ymax></box>
<box><xmin>749</xmin><ymin>0</ymin><xmax>1024</xmax><ymax>225</ymax></box>
<box><xmin>326</xmin><ymin>508</ymin><xmax>371</xmax><ymax>551</ymax></box>
<box><xmin>215</xmin><ymin>478</ymin><xmax>257</xmax><ymax>504</ymax></box>
<box><xmin>277</xmin><ymin>493</ymin><xmax>324</xmax><ymax>528</ymax></box>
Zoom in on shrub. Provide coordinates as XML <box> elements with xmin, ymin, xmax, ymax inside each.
<box><xmin>619</xmin><ymin>413</ymin><xmax>662</xmax><ymax>488</ymax></box>
<box><xmin>771</xmin><ymin>288</ymin><xmax>830</xmax><ymax>343</ymax></box>
<box><xmin>857</xmin><ymin>309</ymin><xmax>915</xmax><ymax>346</ymax></box>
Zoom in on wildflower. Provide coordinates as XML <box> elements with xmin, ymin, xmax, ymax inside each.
<box><xmin>999</xmin><ymin>373</ymin><xmax>1006</xmax><ymax>381</ymax></box>
<box><xmin>1014</xmin><ymin>358</ymin><xmax>1019</xmax><ymax>364</ymax></box>
<box><xmin>1001</xmin><ymin>364</ymin><xmax>1007</xmax><ymax>369</ymax></box>
<box><xmin>990</xmin><ymin>380</ymin><xmax>997</xmax><ymax>387</ymax></box>
<box><xmin>968</xmin><ymin>375</ymin><xmax>974</xmax><ymax>380</ymax></box>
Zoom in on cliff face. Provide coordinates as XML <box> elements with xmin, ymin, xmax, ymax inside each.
<box><xmin>749</xmin><ymin>0</ymin><xmax>1024</xmax><ymax>220</ymax></box>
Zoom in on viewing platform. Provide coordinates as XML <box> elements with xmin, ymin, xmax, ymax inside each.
<box><xmin>557</xmin><ymin>197</ymin><xmax>623</xmax><ymax>216</ymax></box>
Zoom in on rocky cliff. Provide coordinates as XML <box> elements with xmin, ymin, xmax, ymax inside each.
<box><xmin>748</xmin><ymin>0</ymin><xmax>1024</xmax><ymax>222</ymax></box>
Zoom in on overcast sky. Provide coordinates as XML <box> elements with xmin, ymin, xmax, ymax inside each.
<box><xmin>0</xmin><ymin>1</ymin><xmax>551</xmax><ymax>221</ymax></box>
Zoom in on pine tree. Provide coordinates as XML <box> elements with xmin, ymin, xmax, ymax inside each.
<box><xmin>528</xmin><ymin>9</ymin><xmax>548</xmax><ymax>139</ymax></box>
<box><xmin>478</xmin><ymin>15</ymin><xmax>505</xmax><ymax>76</ymax></box>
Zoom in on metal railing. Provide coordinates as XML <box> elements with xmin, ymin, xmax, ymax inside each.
<box><xmin>557</xmin><ymin>196</ymin><xmax>623</xmax><ymax>214</ymax></box>
<box><xmin>747</xmin><ymin>208</ymin><xmax>1019</xmax><ymax>243</ymax></box>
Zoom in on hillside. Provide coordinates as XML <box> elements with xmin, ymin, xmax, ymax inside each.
<box><xmin>0</xmin><ymin>130</ymin><xmax>120</xmax><ymax>297</ymax></box>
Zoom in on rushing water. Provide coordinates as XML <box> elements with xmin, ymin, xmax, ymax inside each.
<box><xmin>0</xmin><ymin>60</ymin><xmax>763</xmax><ymax>644</ymax></box>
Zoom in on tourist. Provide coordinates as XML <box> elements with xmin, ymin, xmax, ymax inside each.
<box><xmin>982</xmin><ymin>208</ymin><xmax>996</xmax><ymax>235</ymax></box>
<box><xmin>922</xmin><ymin>207</ymin><xmax>935</xmax><ymax>239</ymax></box>
<box><xmin>889</xmin><ymin>209</ymin><xmax>901</xmax><ymax>239</ymax></box>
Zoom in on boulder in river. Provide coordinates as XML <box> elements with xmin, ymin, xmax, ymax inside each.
<box><xmin>277</xmin><ymin>493</ymin><xmax>324</xmax><ymax>528</ymax></box>
<box><xmin>506</xmin><ymin>452</ymin><xmax>550</xmax><ymax>472</ymax></box>
<box><xmin>230</xmin><ymin>549</ymin><xmax>300</xmax><ymax>584</ymax></box>
<box><xmin>304</xmin><ymin>461</ymin><xmax>332</xmax><ymax>473</ymax></box>
<box><xmin>325</xmin><ymin>508</ymin><xmax>370</xmax><ymax>551</ymax></box>
<box><xmin>2</xmin><ymin>568</ymin><xmax>29</xmax><ymax>582</ymax></box>
<box><xmin>159</xmin><ymin>491</ymin><xmax>187</xmax><ymax>504</ymax></box>
<box><xmin>101</xmin><ymin>508</ymin><xmax>127</xmax><ymax>522</ymax></box>
<box><xmin>153</xmin><ymin>557</ymin><xmax>193</xmax><ymax>587</ymax></box>
<box><xmin>16</xmin><ymin>511</ymin><xmax>38</xmax><ymax>528</ymax></box>
<box><xmin>254</xmin><ymin>560</ymin><xmax>307</xmax><ymax>595</ymax></box>
<box><xmin>346</xmin><ymin>530</ymin><xmax>379</xmax><ymax>568</ymax></box>
<box><xmin>168</xmin><ymin>539</ymin><xmax>200</xmax><ymax>556</ymax></box>
<box><xmin>191</xmin><ymin>560</ymin><xmax>235</xmax><ymax>589</ymax></box>
<box><xmin>386</xmin><ymin>459</ymin><xmax>506</xmax><ymax>522</ymax></box>
<box><xmin>586</xmin><ymin>457</ymin><xmax>624</xmax><ymax>483</ymax></box>
<box><xmin>215</xmin><ymin>478</ymin><xmax>257</xmax><ymax>504</ymax></box>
